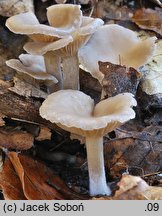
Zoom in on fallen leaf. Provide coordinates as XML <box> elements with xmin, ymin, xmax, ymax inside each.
<box><xmin>141</xmin><ymin>40</ymin><xmax>162</xmax><ymax>95</ymax></box>
<box><xmin>143</xmin><ymin>186</ymin><xmax>162</xmax><ymax>199</ymax></box>
<box><xmin>8</xmin><ymin>152</ymin><xmax>87</xmax><ymax>200</ymax></box>
<box><xmin>0</xmin><ymin>128</ymin><xmax>34</xmax><ymax>150</ymax></box>
<box><xmin>0</xmin><ymin>157</ymin><xmax>26</xmax><ymax>200</ymax></box>
<box><xmin>8</xmin><ymin>152</ymin><xmax>65</xmax><ymax>200</ymax></box>
<box><xmin>132</xmin><ymin>7</ymin><xmax>162</xmax><ymax>35</ymax></box>
<box><xmin>104</xmin><ymin>124</ymin><xmax>162</xmax><ymax>178</ymax></box>
<box><xmin>9</xmin><ymin>77</ymin><xmax>48</xmax><ymax>99</ymax></box>
<box><xmin>35</xmin><ymin>126</ymin><xmax>51</xmax><ymax>141</ymax></box>
<box><xmin>114</xmin><ymin>175</ymin><xmax>148</xmax><ymax>200</ymax></box>
<box><xmin>99</xmin><ymin>61</ymin><xmax>141</xmax><ymax>98</ymax></box>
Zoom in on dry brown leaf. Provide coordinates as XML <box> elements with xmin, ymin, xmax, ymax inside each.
<box><xmin>0</xmin><ymin>129</ymin><xmax>34</xmax><ymax>150</ymax></box>
<box><xmin>114</xmin><ymin>175</ymin><xmax>148</xmax><ymax>200</ymax></box>
<box><xmin>8</xmin><ymin>152</ymin><xmax>87</xmax><ymax>200</ymax></box>
<box><xmin>104</xmin><ymin>124</ymin><xmax>162</xmax><ymax>178</ymax></box>
<box><xmin>99</xmin><ymin>61</ymin><xmax>141</xmax><ymax>98</ymax></box>
<box><xmin>8</xmin><ymin>152</ymin><xmax>65</xmax><ymax>200</ymax></box>
<box><xmin>0</xmin><ymin>157</ymin><xmax>26</xmax><ymax>200</ymax></box>
<box><xmin>35</xmin><ymin>126</ymin><xmax>51</xmax><ymax>141</ymax></box>
<box><xmin>144</xmin><ymin>186</ymin><xmax>162</xmax><ymax>200</ymax></box>
<box><xmin>132</xmin><ymin>8</ymin><xmax>162</xmax><ymax>35</ymax></box>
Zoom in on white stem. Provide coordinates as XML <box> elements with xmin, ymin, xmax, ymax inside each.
<box><xmin>62</xmin><ymin>54</ymin><xmax>79</xmax><ymax>90</ymax></box>
<box><xmin>101</xmin><ymin>89</ymin><xmax>106</xmax><ymax>99</ymax></box>
<box><xmin>85</xmin><ymin>136</ymin><xmax>111</xmax><ymax>196</ymax></box>
<box><xmin>44</xmin><ymin>51</ymin><xmax>63</xmax><ymax>91</ymax></box>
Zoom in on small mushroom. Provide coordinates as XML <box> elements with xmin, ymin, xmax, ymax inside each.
<box><xmin>24</xmin><ymin>15</ymin><xmax>104</xmax><ymax>90</ymax></box>
<box><xmin>5</xmin><ymin>4</ymin><xmax>82</xmax><ymax>89</ymax></box>
<box><xmin>6</xmin><ymin>54</ymin><xmax>58</xmax><ymax>92</ymax></box>
<box><xmin>6</xmin><ymin>4</ymin><xmax>103</xmax><ymax>90</ymax></box>
<box><xmin>39</xmin><ymin>90</ymin><xmax>137</xmax><ymax>196</ymax></box>
<box><xmin>78</xmin><ymin>24</ymin><xmax>156</xmax><ymax>83</ymax></box>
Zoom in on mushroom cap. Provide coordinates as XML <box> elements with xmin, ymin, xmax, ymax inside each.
<box><xmin>6</xmin><ymin>54</ymin><xmax>58</xmax><ymax>82</ymax></box>
<box><xmin>47</xmin><ymin>4</ymin><xmax>82</xmax><ymax>31</ymax></box>
<box><xmin>24</xmin><ymin>16</ymin><xmax>104</xmax><ymax>57</ymax></box>
<box><xmin>39</xmin><ymin>90</ymin><xmax>137</xmax><ymax>136</ymax></box>
<box><xmin>24</xmin><ymin>36</ymin><xmax>73</xmax><ymax>55</ymax></box>
<box><xmin>78</xmin><ymin>24</ymin><xmax>156</xmax><ymax>82</ymax></box>
<box><xmin>6</xmin><ymin>4</ymin><xmax>82</xmax><ymax>40</ymax></box>
<box><xmin>6</xmin><ymin>12</ymin><xmax>66</xmax><ymax>39</ymax></box>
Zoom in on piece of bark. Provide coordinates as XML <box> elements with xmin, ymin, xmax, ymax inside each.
<box><xmin>0</xmin><ymin>128</ymin><xmax>34</xmax><ymax>150</ymax></box>
<box><xmin>0</xmin><ymin>80</ymin><xmax>60</xmax><ymax>132</ymax></box>
<box><xmin>9</xmin><ymin>77</ymin><xmax>48</xmax><ymax>99</ymax></box>
<box><xmin>0</xmin><ymin>157</ymin><xmax>26</xmax><ymax>200</ymax></box>
<box><xmin>0</xmin><ymin>0</ymin><xmax>34</xmax><ymax>17</ymax></box>
<box><xmin>0</xmin><ymin>113</ymin><xmax>5</xmax><ymax>126</ymax></box>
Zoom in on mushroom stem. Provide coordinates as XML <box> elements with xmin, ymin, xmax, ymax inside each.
<box><xmin>85</xmin><ymin>135</ymin><xmax>111</xmax><ymax>196</ymax></box>
<box><xmin>44</xmin><ymin>51</ymin><xmax>63</xmax><ymax>91</ymax></box>
<box><xmin>62</xmin><ymin>54</ymin><xmax>79</xmax><ymax>90</ymax></box>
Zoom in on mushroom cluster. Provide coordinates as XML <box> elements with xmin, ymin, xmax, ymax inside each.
<box><xmin>5</xmin><ymin>3</ymin><xmax>157</xmax><ymax>197</ymax></box>
<box><xmin>6</xmin><ymin>4</ymin><xmax>103</xmax><ymax>90</ymax></box>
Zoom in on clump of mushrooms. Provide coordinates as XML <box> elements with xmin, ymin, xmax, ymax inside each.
<box><xmin>78</xmin><ymin>24</ymin><xmax>156</xmax><ymax>83</ymax></box>
<box><xmin>6</xmin><ymin>4</ymin><xmax>103</xmax><ymax>90</ymax></box>
<box><xmin>39</xmin><ymin>90</ymin><xmax>137</xmax><ymax>196</ymax></box>
<box><xmin>6</xmin><ymin>54</ymin><xmax>58</xmax><ymax>92</ymax></box>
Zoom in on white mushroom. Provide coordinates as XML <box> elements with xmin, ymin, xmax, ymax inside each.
<box><xmin>5</xmin><ymin>4</ymin><xmax>82</xmax><ymax>90</ymax></box>
<box><xmin>24</xmin><ymin>15</ymin><xmax>104</xmax><ymax>90</ymax></box>
<box><xmin>6</xmin><ymin>54</ymin><xmax>58</xmax><ymax>92</ymax></box>
<box><xmin>6</xmin><ymin>4</ymin><xmax>103</xmax><ymax>90</ymax></box>
<box><xmin>78</xmin><ymin>24</ymin><xmax>156</xmax><ymax>83</ymax></box>
<box><xmin>39</xmin><ymin>90</ymin><xmax>137</xmax><ymax>196</ymax></box>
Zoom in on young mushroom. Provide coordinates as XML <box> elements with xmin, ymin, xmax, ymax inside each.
<box><xmin>24</xmin><ymin>11</ymin><xmax>104</xmax><ymax>90</ymax></box>
<box><xmin>5</xmin><ymin>4</ymin><xmax>82</xmax><ymax>89</ymax></box>
<box><xmin>6</xmin><ymin>4</ymin><xmax>103</xmax><ymax>90</ymax></box>
<box><xmin>78</xmin><ymin>24</ymin><xmax>156</xmax><ymax>83</ymax></box>
<box><xmin>6</xmin><ymin>54</ymin><xmax>58</xmax><ymax>93</ymax></box>
<box><xmin>39</xmin><ymin>90</ymin><xmax>137</xmax><ymax>196</ymax></box>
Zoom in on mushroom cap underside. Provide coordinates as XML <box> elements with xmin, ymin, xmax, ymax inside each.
<box><xmin>39</xmin><ymin>90</ymin><xmax>137</xmax><ymax>136</ymax></box>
